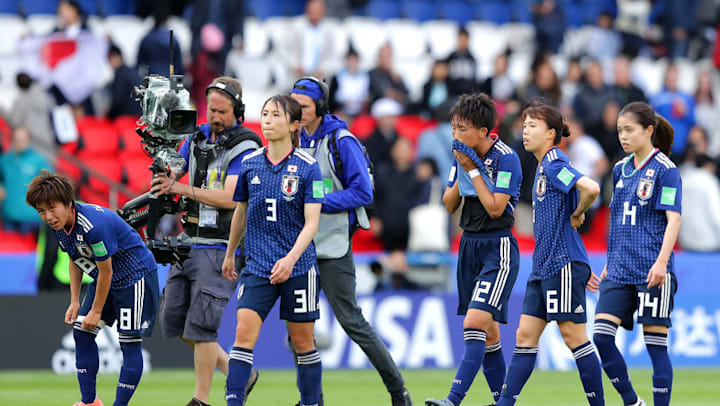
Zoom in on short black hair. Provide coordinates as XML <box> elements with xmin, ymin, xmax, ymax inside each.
<box><xmin>449</xmin><ymin>93</ymin><xmax>497</xmax><ymax>133</ymax></box>
<box><xmin>458</xmin><ymin>27</ymin><xmax>469</xmax><ymax>37</ymax></box>
<box><xmin>108</xmin><ymin>44</ymin><xmax>122</xmax><ymax>58</ymax></box>
<box><xmin>16</xmin><ymin>72</ymin><xmax>32</xmax><ymax>90</ymax></box>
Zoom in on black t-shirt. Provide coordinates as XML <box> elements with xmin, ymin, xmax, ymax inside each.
<box><xmin>459</xmin><ymin>197</ymin><xmax>514</xmax><ymax>233</ymax></box>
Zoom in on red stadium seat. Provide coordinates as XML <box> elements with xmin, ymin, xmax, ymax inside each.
<box><xmin>78</xmin><ymin>158</ymin><xmax>124</xmax><ymax>207</ymax></box>
<box><xmin>351</xmin><ymin>227</ymin><xmax>385</xmax><ymax>252</ymax></box>
<box><xmin>76</xmin><ymin>118</ymin><xmax>120</xmax><ymax>156</ymax></box>
<box><xmin>0</xmin><ymin>228</ymin><xmax>37</xmax><ymax>253</ymax></box>
<box><xmin>123</xmin><ymin>156</ymin><xmax>154</xmax><ymax>194</ymax></box>
<box><xmin>395</xmin><ymin>115</ymin><xmax>436</xmax><ymax>145</ymax></box>
<box><xmin>349</xmin><ymin>115</ymin><xmax>376</xmax><ymax>140</ymax></box>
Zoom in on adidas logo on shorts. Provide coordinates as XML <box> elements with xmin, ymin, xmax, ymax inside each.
<box><xmin>574</xmin><ymin>304</ymin><xmax>584</xmax><ymax>313</ymax></box>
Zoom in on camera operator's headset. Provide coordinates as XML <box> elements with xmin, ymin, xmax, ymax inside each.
<box><xmin>292</xmin><ymin>76</ymin><xmax>329</xmax><ymax>116</ymax></box>
<box><xmin>206</xmin><ymin>81</ymin><xmax>245</xmax><ymax>122</ymax></box>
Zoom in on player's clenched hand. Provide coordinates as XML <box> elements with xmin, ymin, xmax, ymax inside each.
<box><xmin>453</xmin><ymin>151</ymin><xmax>477</xmax><ymax>173</ymax></box>
<box><xmin>222</xmin><ymin>254</ymin><xmax>237</xmax><ymax>281</ymax></box>
<box><xmin>270</xmin><ymin>255</ymin><xmax>296</xmax><ymax>285</ymax></box>
<box><xmin>150</xmin><ymin>173</ymin><xmax>175</xmax><ymax>196</ymax></box>
<box><xmin>64</xmin><ymin>302</ymin><xmax>79</xmax><ymax>325</ymax></box>
<box><xmin>81</xmin><ymin>310</ymin><xmax>101</xmax><ymax>331</ymax></box>
<box><xmin>586</xmin><ymin>271</ymin><xmax>601</xmax><ymax>293</ymax></box>
<box><xmin>647</xmin><ymin>261</ymin><xmax>667</xmax><ymax>289</ymax></box>
<box><xmin>570</xmin><ymin>212</ymin><xmax>585</xmax><ymax>229</ymax></box>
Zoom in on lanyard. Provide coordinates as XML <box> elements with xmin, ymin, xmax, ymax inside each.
<box><xmin>205</xmin><ymin>148</ymin><xmax>226</xmax><ymax>188</ymax></box>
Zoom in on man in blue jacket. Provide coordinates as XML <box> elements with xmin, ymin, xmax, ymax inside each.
<box><xmin>290</xmin><ymin>77</ymin><xmax>413</xmax><ymax>406</ymax></box>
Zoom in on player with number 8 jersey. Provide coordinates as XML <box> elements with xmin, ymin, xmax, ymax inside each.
<box><xmin>26</xmin><ymin>170</ymin><xmax>159</xmax><ymax>406</ymax></box>
<box><xmin>222</xmin><ymin>95</ymin><xmax>324</xmax><ymax>406</ymax></box>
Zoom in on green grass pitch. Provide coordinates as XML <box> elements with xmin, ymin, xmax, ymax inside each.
<box><xmin>1</xmin><ymin>368</ymin><xmax>718</xmax><ymax>405</ymax></box>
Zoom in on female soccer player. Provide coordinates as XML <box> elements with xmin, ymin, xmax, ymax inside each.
<box><xmin>426</xmin><ymin>93</ymin><xmax>522</xmax><ymax>406</ymax></box>
<box><xmin>222</xmin><ymin>95</ymin><xmax>324</xmax><ymax>406</ymax></box>
<box><xmin>496</xmin><ymin>101</ymin><xmax>604</xmax><ymax>406</ymax></box>
<box><xmin>593</xmin><ymin>102</ymin><xmax>681</xmax><ymax>406</ymax></box>
<box><xmin>26</xmin><ymin>170</ymin><xmax>160</xmax><ymax>406</ymax></box>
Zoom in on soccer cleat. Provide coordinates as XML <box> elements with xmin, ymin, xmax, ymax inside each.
<box><xmin>72</xmin><ymin>398</ymin><xmax>104</xmax><ymax>406</ymax></box>
<box><xmin>391</xmin><ymin>388</ymin><xmax>414</xmax><ymax>406</ymax></box>
<box><xmin>629</xmin><ymin>398</ymin><xmax>647</xmax><ymax>406</ymax></box>
<box><xmin>424</xmin><ymin>399</ymin><xmax>454</xmax><ymax>406</ymax></box>
<box><xmin>244</xmin><ymin>368</ymin><xmax>260</xmax><ymax>400</ymax></box>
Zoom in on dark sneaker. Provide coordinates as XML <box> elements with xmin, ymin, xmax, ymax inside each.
<box><xmin>391</xmin><ymin>388</ymin><xmax>413</xmax><ymax>406</ymax></box>
<box><xmin>294</xmin><ymin>392</ymin><xmax>324</xmax><ymax>406</ymax></box>
<box><xmin>185</xmin><ymin>398</ymin><xmax>210</xmax><ymax>406</ymax></box>
<box><xmin>424</xmin><ymin>399</ymin><xmax>454</xmax><ymax>406</ymax></box>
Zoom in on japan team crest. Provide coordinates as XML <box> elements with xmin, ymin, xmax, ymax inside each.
<box><xmin>484</xmin><ymin>158</ymin><xmax>494</xmax><ymax>180</ymax></box>
<box><xmin>75</xmin><ymin>243</ymin><xmax>93</xmax><ymax>258</ymax></box>
<box><xmin>282</xmin><ymin>175</ymin><xmax>299</xmax><ymax>200</ymax></box>
<box><xmin>535</xmin><ymin>175</ymin><xmax>547</xmax><ymax>201</ymax></box>
<box><xmin>637</xmin><ymin>178</ymin><xmax>654</xmax><ymax>205</ymax></box>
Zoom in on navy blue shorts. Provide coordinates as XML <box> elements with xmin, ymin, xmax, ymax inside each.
<box><xmin>79</xmin><ymin>270</ymin><xmax>159</xmax><ymax>337</ymax></box>
<box><xmin>596</xmin><ymin>273</ymin><xmax>677</xmax><ymax>330</ymax></box>
<box><xmin>236</xmin><ymin>267</ymin><xmax>320</xmax><ymax>322</ymax></box>
<box><xmin>456</xmin><ymin>229</ymin><xmax>520</xmax><ymax>323</ymax></box>
<box><xmin>522</xmin><ymin>262</ymin><xmax>590</xmax><ymax>323</ymax></box>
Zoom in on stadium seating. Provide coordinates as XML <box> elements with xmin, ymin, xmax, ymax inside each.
<box><xmin>0</xmin><ymin>0</ymin><xmax>19</xmax><ymax>14</ymax></box>
<box><xmin>384</xmin><ymin>19</ymin><xmax>427</xmax><ymax>60</ymax></box>
<box><xmin>475</xmin><ymin>1</ymin><xmax>512</xmax><ymax>25</ymax></box>
<box><xmin>20</xmin><ymin>0</ymin><xmax>56</xmax><ymax>16</ymax></box>
<box><xmin>423</xmin><ymin>20</ymin><xmax>459</xmax><ymax>59</ymax></box>
<box><xmin>438</xmin><ymin>1</ymin><xmax>474</xmax><ymax>26</ymax></box>
<box><xmin>75</xmin><ymin>117</ymin><xmax>120</xmax><ymax>157</ymax></box>
<box><xmin>365</xmin><ymin>0</ymin><xmax>401</xmax><ymax>21</ymax></box>
<box><xmin>401</xmin><ymin>0</ymin><xmax>436</xmax><ymax>23</ymax></box>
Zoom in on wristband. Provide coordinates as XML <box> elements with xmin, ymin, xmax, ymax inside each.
<box><xmin>468</xmin><ymin>169</ymin><xmax>480</xmax><ymax>179</ymax></box>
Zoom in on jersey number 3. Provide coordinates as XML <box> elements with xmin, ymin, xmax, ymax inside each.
<box><xmin>266</xmin><ymin>198</ymin><xmax>277</xmax><ymax>222</ymax></box>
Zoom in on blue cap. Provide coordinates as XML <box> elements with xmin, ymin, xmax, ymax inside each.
<box><xmin>291</xmin><ymin>78</ymin><xmax>324</xmax><ymax>101</ymax></box>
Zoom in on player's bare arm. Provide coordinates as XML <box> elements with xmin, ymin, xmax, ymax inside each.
<box><xmin>151</xmin><ymin>173</ymin><xmax>239</xmax><ymax>210</ymax></box>
<box><xmin>571</xmin><ymin>176</ymin><xmax>601</xmax><ymax>229</ymax></box>
<box><xmin>443</xmin><ymin>180</ymin><xmax>461</xmax><ymax>213</ymax></box>
<box><xmin>647</xmin><ymin>210</ymin><xmax>681</xmax><ymax>288</ymax></box>
<box><xmin>269</xmin><ymin>202</ymin><xmax>322</xmax><ymax>285</ymax></box>
<box><xmin>65</xmin><ymin>261</ymin><xmax>83</xmax><ymax>325</ymax></box>
<box><xmin>223</xmin><ymin>201</ymin><xmax>248</xmax><ymax>282</ymax></box>
<box><xmin>81</xmin><ymin>257</ymin><xmax>113</xmax><ymax>331</ymax></box>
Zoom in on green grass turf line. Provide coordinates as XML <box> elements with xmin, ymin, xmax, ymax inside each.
<box><xmin>0</xmin><ymin>368</ymin><xmax>718</xmax><ymax>405</ymax></box>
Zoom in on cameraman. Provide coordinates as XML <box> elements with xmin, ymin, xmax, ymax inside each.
<box><xmin>151</xmin><ymin>76</ymin><xmax>262</xmax><ymax>406</ymax></box>
<box><xmin>290</xmin><ymin>77</ymin><xmax>413</xmax><ymax>406</ymax></box>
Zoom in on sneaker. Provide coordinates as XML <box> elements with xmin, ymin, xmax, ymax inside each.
<box><xmin>244</xmin><ymin>368</ymin><xmax>260</xmax><ymax>400</ymax></box>
<box><xmin>185</xmin><ymin>398</ymin><xmax>210</xmax><ymax>406</ymax></box>
<box><xmin>73</xmin><ymin>398</ymin><xmax>104</xmax><ymax>406</ymax></box>
<box><xmin>391</xmin><ymin>388</ymin><xmax>413</xmax><ymax>406</ymax></box>
<box><xmin>293</xmin><ymin>392</ymin><xmax>324</xmax><ymax>406</ymax></box>
<box><xmin>424</xmin><ymin>399</ymin><xmax>454</xmax><ymax>406</ymax></box>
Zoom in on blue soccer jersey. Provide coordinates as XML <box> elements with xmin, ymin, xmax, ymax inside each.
<box><xmin>447</xmin><ymin>138</ymin><xmax>522</xmax><ymax>232</ymax></box>
<box><xmin>531</xmin><ymin>147</ymin><xmax>590</xmax><ymax>280</ymax></box>
<box><xmin>54</xmin><ymin>203</ymin><xmax>157</xmax><ymax>290</ymax></box>
<box><xmin>607</xmin><ymin>150</ymin><xmax>682</xmax><ymax>285</ymax></box>
<box><xmin>233</xmin><ymin>147</ymin><xmax>325</xmax><ymax>278</ymax></box>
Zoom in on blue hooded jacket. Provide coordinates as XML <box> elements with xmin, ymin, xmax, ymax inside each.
<box><xmin>300</xmin><ymin>114</ymin><xmax>373</xmax><ymax>228</ymax></box>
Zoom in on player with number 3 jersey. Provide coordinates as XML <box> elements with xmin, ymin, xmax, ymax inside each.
<box><xmin>593</xmin><ymin>102</ymin><xmax>682</xmax><ymax>406</ymax></box>
<box><xmin>26</xmin><ymin>170</ymin><xmax>159</xmax><ymax>406</ymax></box>
<box><xmin>222</xmin><ymin>95</ymin><xmax>324</xmax><ymax>406</ymax></box>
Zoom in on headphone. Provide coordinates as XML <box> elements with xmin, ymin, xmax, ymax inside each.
<box><xmin>206</xmin><ymin>81</ymin><xmax>245</xmax><ymax>122</ymax></box>
<box><xmin>292</xmin><ymin>76</ymin><xmax>329</xmax><ymax>117</ymax></box>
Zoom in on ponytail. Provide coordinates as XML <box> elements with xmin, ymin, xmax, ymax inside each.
<box><xmin>652</xmin><ymin>114</ymin><xmax>674</xmax><ymax>156</ymax></box>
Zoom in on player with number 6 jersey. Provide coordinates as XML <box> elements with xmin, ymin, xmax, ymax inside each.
<box><xmin>593</xmin><ymin>102</ymin><xmax>682</xmax><ymax>406</ymax></box>
<box><xmin>222</xmin><ymin>95</ymin><xmax>324</xmax><ymax>406</ymax></box>
<box><xmin>26</xmin><ymin>170</ymin><xmax>159</xmax><ymax>406</ymax></box>
<box><xmin>497</xmin><ymin>101</ymin><xmax>604</xmax><ymax>406</ymax></box>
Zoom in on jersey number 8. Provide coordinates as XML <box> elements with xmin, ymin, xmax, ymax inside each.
<box><xmin>74</xmin><ymin>257</ymin><xmax>97</xmax><ymax>275</ymax></box>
